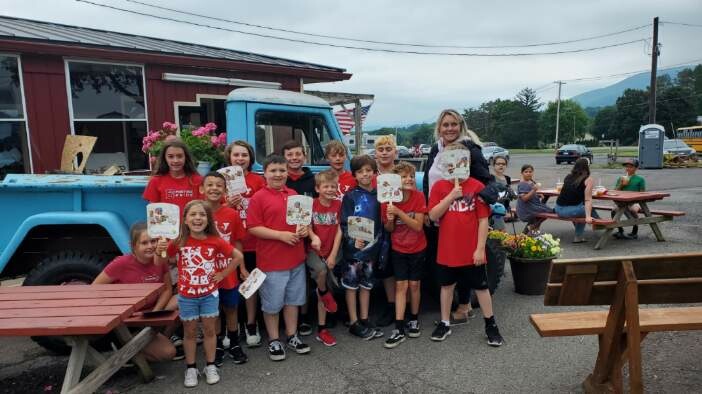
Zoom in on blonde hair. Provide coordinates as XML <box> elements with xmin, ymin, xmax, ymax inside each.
<box><xmin>374</xmin><ymin>135</ymin><xmax>396</xmax><ymax>149</ymax></box>
<box><xmin>392</xmin><ymin>161</ymin><xmax>416</xmax><ymax>176</ymax></box>
<box><xmin>434</xmin><ymin>109</ymin><xmax>482</xmax><ymax>145</ymax></box>
<box><xmin>324</xmin><ymin>140</ymin><xmax>347</xmax><ymax>158</ymax></box>
<box><xmin>314</xmin><ymin>169</ymin><xmax>339</xmax><ymax>186</ymax></box>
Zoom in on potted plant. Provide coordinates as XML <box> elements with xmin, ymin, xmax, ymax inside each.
<box><xmin>490</xmin><ymin>230</ymin><xmax>561</xmax><ymax>295</ymax></box>
<box><xmin>142</xmin><ymin>122</ymin><xmax>227</xmax><ymax>174</ymax></box>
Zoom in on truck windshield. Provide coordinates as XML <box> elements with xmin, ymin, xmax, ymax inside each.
<box><xmin>254</xmin><ymin>111</ymin><xmax>334</xmax><ymax>166</ymax></box>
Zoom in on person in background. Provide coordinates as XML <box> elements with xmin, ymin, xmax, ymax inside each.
<box><xmin>516</xmin><ymin>164</ymin><xmax>553</xmax><ymax>233</ymax></box>
<box><xmin>324</xmin><ymin>140</ymin><xmax>356</xmax><ymax>199</ymax></box>
<box><xmin>143</xmin><ymin>140</ymin><xmax>202</xmax><ymax>215</ymax></box>
<box><xmin>555</xmin><ymin>158</ymin><xmax>599</xmax><ymax>243</ymax></box>
<box><xmin>490</xmin><ymin>156</ymin><xmax>515</xmax><ymax>230</ymax></box>
<box><xmin>612</xmin><ymin>158</ymin><xmax>646</xmax><ymax>240</ymax></box>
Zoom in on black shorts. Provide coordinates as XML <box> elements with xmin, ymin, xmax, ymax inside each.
<box><xmin>436</xmin><ymin>264</ymin><xmax>489</xmax><ymax>290</ymax></box>
<box><xmin>391</xmin><ymin>250</ymin><xmax>425</xmax><ymax>281</ymax></box>
<box><xmin>375</xmin><ymin>253</ymin><xmax>394</xmax><ymax>280</ymax></box>
<box><xmin>243</xmin><ymin>251</ymin><xmax>256</xmax><ymax>272</ymax></box>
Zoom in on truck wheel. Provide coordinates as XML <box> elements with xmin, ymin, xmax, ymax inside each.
<box><xmin>23</xmin><ymin>251</ymin><xmax>110</xmax><ymax>355</ymax></box>
<box><xmin>471</xmin><ymin>239</ymin><xmax>506</xmax><ymax>308</ymax></box>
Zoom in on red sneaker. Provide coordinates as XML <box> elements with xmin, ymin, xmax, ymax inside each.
<box><xmin>315</xmin><ymin>328</ymin><xmax>337</xmax><ymax>347</ymax></box>
<box><xmin>318</xmin><ymin>289</ymin><xmax>338</xmax><ymax>313</ymax></box>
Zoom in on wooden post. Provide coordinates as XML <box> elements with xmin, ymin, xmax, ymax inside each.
<box><xmin>61</xmin><ymin>337</ymin><xmax>89</xmax><ymax>394</ymax></box>
<box><xmin>113</xmin><ymin>325</ymin><xmax>154</xmax><ymax>382</ymax></box>
<box><xmin>622</xmin><ymin>260</ymin><xmax>643</xmax><ymax>394</ymax></box>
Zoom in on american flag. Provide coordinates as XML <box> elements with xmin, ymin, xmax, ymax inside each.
<box><xmin>334</xmin><ymin>105</ymin><xmax>371</xmax><ymax>134</ymax></box>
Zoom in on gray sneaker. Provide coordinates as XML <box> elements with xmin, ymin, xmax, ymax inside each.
<box><xmin>287</xmin><ymin>334</ymin><xmax>311</xmax><ymax>354</ymax></box>
<box><xmin>407</xmin><ymin>320</ymin><xmax>421</xmax><ymax>338</ymax></box>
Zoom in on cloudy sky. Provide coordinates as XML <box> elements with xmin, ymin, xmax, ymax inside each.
<box><xmin>3</xmin><ymin>0</ymin><xmax>702</xmax><ymax>128</ymax></box>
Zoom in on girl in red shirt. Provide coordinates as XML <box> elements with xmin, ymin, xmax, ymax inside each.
<box><xmin>223</xmin><ymin>140</ymin><xmax>266</xmax><ymax>347</ymax></box>
<box><xmin>143</xmin><ymin>140</ymin><xmax>203</xmax><ymax>215</ymax></box>
<box><xmin>156</xmin><ymin>200</ymin><xmax>244</xmax><ymax>388</ymax></box>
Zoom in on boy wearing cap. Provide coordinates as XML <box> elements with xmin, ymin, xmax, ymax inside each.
<box><xmin>612</xmin><ymin>158</ymin><xmax>646</xmax><ymax>239</ymax></box>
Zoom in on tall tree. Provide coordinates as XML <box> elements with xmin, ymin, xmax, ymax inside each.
<box><xmin>516</xmin><ymin>87</ymin><xmax>542</xmax><ymax>112</ymax></box>
<box><xmin>538</xmin><ymin>100</ymin><xmax>590</xmax><ymax>146</ymax></box>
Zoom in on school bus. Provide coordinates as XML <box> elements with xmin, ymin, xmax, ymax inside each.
<box><xmin>676</xmin><ymin>126</ymin><xmax>702</xmax><ymax>152</ymax></box>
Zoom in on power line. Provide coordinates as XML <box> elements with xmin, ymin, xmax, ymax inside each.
<box><xmin>661</xmin><ymin>20</ymin><xmax>702</xmax><ymax>28</ymax></box>
<box><xmin>122</xmin><ymin>0</ymin><xmax>650</xmax><ymax>49</ymax></box>
<box><xmin>76</xmin><ymin>0</ymin><xmax>648</xmax><ymax>56</ymax></box>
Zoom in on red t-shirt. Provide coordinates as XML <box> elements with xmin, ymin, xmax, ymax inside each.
<box><xmin>167</xmin><ymin>236</ymin><xmax>234</xmax><ymax>298</ymax></box>
<box><xmin>337</xmin><ymin>171</ymin><xmax>357</xmax><ymax>199</ymax></box>
<box><xmin>143</xmin><ymin>173</ymin><xmax>203</xmax><ymax>215</ymax></box>
<box><xmin>247</xmin><ymin>186</ymin><xmax>305</xmax><ymax>272</ymax></box>
<box><xmin>104</xmin><ymin>254</ymin><xmax>168</xmax><ymax>284</ymax></box>
<box><xmin>312</xmin><ymin>198</ymin><xmax>341</xmax><ymax>259</ymax></box>
<box><xmin>428</xmin><ymin>178</ymin><xmax>490</xmax><ymax>267</ymax></box>
<box><xmin>213</xmin><ymin>206</ymin><xmax>246</xmax><ymax>289</ymax></box>
<box><xmin>234</xmin><ymin>172</ymin><xmax>266</xmax><ymax>252</ymax></box>
<box><xmin>381</xmin><ymin>189</ymin><xmax>427</xmax><ymax>254</ymax></box>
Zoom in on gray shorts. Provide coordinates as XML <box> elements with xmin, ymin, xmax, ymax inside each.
<box><xmin>259</xmin><ymin>263</ymin><xmax>306</xmax><ymax>314</ymax></box>
<box><xmin>306</xmin><ymin>251</ymin><xmax>329</xmax><ymax>280</ymax></box>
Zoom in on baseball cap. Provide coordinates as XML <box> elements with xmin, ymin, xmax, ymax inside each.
<box><xmin>622</xmin><ymin>158</ymin><xmax>639</xmax><ymax>167</ymax></box>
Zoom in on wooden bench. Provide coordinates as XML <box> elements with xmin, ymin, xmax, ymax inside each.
<box><xmin>529</xmin><ymin>252</ymin><xmax>702</xmax><ymax>393</ymax></box>
<box><xmin>533</xmin><ymin>211</ymin><xmax>616</xmax><ymax>226</ymax></box>
<box><xmin>591</xmin><ymin>204</ymin><xmax>685</xmax><ymax>218</ymax></box>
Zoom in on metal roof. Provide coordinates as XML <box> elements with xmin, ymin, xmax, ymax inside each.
<box><xmin>227</xmin><ymin>88</ymin><xmax>331</xmax><ymax>108</ymax></box>
<box><xmin>0</xmin><ymin>15</ymin><xmax>346</xmax><ymax>73</ymax></box>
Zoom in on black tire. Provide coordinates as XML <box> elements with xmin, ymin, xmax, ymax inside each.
<box><xmin>471</xmin><ymin>238</ymin><xmax>506</xmax><ymax>308</ymax></box>
<box><xmin>555</xmin><ymin>160</ymin><xmax>561</xmax><ymax>164</ymax></box>
<box><xmin>23</xmin><ymin>251</ymin><xmax>110</xmax><ymax>355</ymax></box>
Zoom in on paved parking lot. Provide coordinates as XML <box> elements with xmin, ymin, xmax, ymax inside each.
<box><xmin>1</xmin><ymin>153</ymin><xmax>701</xmax><ymax>393</ymax></box>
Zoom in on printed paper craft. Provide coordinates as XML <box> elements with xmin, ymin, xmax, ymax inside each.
<box><xmin>217</xmin><ymin>165</ymin><xmax>248</xmax><ymax>195</ymax></box>
<box><xmin>348</xmin><ymin>216</ymin><xmax>375</xmax><ymax>243</ymax></box>
<box><xmin>239</xmin><ymin>268</ymin><xmax>267</xmax><ymax>299</ymax></box>
<box><xmin>147</xmin><ymin>203</ymin><xmax>180</xmax><ymax>239</ymax></box>
<box><xmin>439</xmin><ymin>149</ymin><xmax>471</xmax><ymax>180</ymax></box>
<box><xmin>377</xmin><ymin>174</ymin><xmax>403</xmax><ymax>203</ymax></box>
<box><xmin>286</xmin><ymin>195</ymin><xmax>313</xmax><ymax>225</ymax></box>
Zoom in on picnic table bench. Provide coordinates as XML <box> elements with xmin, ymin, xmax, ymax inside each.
<box><xmin>529</xmin><ymin>252</ymin><xmax>702</xmax><ymax>393</ymax></box>
<box><xmin>0</xmin><ymin>283</ymin><xmax>175</xmax><ymax>394</ymax></box>
<box><xmin>535</xmin><ymin>189</ymin><xmax>683</xmax><ymax>249</ymax></box>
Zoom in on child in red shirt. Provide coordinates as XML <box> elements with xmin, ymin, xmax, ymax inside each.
<box><xmin>223</xmin><ymin>140</ymin><xmax>266</xmax><ymax>347</ymax></box>
<box><xmin>247</xmin><ymin>155</ymin><xmax>316</xmax><ymax>361</ymax></box>
<box><xmin>201</xmin><ymin>172</ymin><xmax>248</xmax><ymax>366</ymax></box>
<box><xmin>143</xmin><ymin>140</ymin><xmax>202</xmax><ymax>215</ymax></box>
<box><xmin>380</xmin><ymin>162</ymin><xmax>427</xmax><ymax>348</ymax></box>
<box><xmin>427</xmin><ymin>144</ymin><xmax>504</xmax><ymax>347</ymax></box>
<box><xmin>156</xmin><ymin>200</ymin><xmax>244</xmax><ymax>388</ymax></box>
<box><xmin>306</xmin><ymin>170</ymin><xmax>343</xmax><ymax>347</ymax></box>
<box><xmin>324</xmin><ymin>140</ymin><xmax>356</xmax><ymax>199</ymax></box>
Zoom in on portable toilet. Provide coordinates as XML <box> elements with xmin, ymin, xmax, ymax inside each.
<box><xmin>638</xmin><ymin>124</ymin><xmax>664</xmax><ymax>169</ymax></box>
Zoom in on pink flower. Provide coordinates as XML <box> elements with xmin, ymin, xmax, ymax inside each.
<box><xmin>204</xmin><ymin>122</ymin><xmax>217</xmax><ymax>132</ymax></box>
<box><xmin>217</xmin><ymin>132</ymin><xmax>227</xmax><ymax>146</ymax></box>
<box><xmin>192</xmin><ymin>127</ymin><xmax>208</xmax><ymax>137</ymax></box>
<box><xmin>162</xmin><ymin>121</ymin><xmax>177</xmax><ymax>131</ymax></box>
<box><xmin>211</xmin><ymin>136</ymin><xmax>219</xmax><ymax>146</ymax></box>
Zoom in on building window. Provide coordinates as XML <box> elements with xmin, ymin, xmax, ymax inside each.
<box><xmin>0</xmin><ymin>55</ymin><xmax>30</xmax><ymax>179</ymax></box>
<box><xmin>67</xmin><ymin>61</ymin><xmax>148</xmax><ymax>171</ymax></box>
<box><xmin>254</xmin><ymin>111</ymin><xmax>333</xmax><ymax>166</ymax></box>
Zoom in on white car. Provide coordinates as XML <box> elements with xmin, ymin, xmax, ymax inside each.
<box><xmin>482</xmin><ymin>146</ymin><xmax>510</xmax><ymax>164</ymax></box>
<box><xmin>420</xmin><ymin>144</ymin><xmax>432</xmax><ymax>155</ymax></box>
<box><xmin>663</xmin><ymin>139</ymin><xmax>696</xmax><ymax>157</ymax></box>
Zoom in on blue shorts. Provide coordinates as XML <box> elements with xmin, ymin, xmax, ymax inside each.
<box><xmin>341</xmin><ymin>260</ymin><xmax>374</xmax><ymax>290</ymax></box>
<box><xmin>259</xmin><ymin>263</ymin><xmax>306</xmax><ymax>314</ymax></box>
<box><xmin>219</xmin><ymin>286</ymin><xmax>240</xmax><ymax>308</ymax></box>
<box><xmin>177</xmin><ymin>292</ymin><xmax>219</xmax><ymax>321</ymax></box>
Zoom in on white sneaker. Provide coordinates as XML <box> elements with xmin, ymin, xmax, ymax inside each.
<box><xmin>246</xmin><ymin>324</ymin><xmax>262</xmax><ymax>347</ymax></box>
<box><xmin>204</xmin><ymin>364</ymin><xmax>220</xmax><ymax>385</ymax></box>
<box><xmin>184</xmin><ymin>367</ymin><xmax>199</xmax><ymax>388</ymax></box>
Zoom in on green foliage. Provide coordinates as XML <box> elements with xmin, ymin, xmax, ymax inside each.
<box><xmin>538</xmin><ymin>100</ymin><xmax>590</xmax><ymax>146</ymax></box>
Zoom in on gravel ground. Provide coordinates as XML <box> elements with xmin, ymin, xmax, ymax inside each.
<box><xmin>1</xmin><ymin>153</ymin><xmax>700</xmax><ymax>393</ymax></box>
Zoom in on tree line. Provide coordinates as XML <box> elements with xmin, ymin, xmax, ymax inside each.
<box><xmin>368</xmin><ymin>65</ymin><xmax>701</xmax><ymax>148</ymax></box>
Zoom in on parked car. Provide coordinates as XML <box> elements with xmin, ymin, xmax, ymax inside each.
<box><xmin>482</xmin><ymin>141</ymin><xmax>498</xmax><ymax>147</ymax></box>
<box><xmin>556</xmin><ymin>144</ymin><xmax>593</xmax><ymax>164</ymax></box>
<box><xmin>663</xmin><ymin>139</ymin><xmax>697</xmax><ymax>157</ymax></box>
<box><xmin>397</xmin><ymin>146</ymin><xmax>413</xmax><ymax>158</ymax></box>
<box><xmin>420</xmin><ymin>144</ymin><xmax>432</xmax><ymax>155</ymax></box>
<box><xmin>482</xmin><ymin>145</ymin><xmax>510</xmax><ymax>165</ymax></box>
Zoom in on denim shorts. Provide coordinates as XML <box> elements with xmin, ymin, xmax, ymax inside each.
<box><xmin>341</xmin><ymin>260</ymin><xmax>374</xmax><ymax>290</ymax></box>
<box><xmin>219</xmin><ymin>286</ymin><xmax>240</xmax><ymax>308</ymax></box>
<box><xmin>177</xmin><ymin>292</ymin><xmax>220</xmax><ymax>321</ymax></box>
<box><xmin>259</xmin><ymin>263</ymin><xmax>306</xmax><ymax>314</ymax></box>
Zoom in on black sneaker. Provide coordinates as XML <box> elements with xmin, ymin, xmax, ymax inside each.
<box><xmin>349</xmin><ymin>321</ymin><xmax>374</xmax><ymax>340</ymax></box>
<box><xmin>214</xmin><ymin>346</ymin><xmax>225</xmax><ymax>367</ymax></box>
<box><xmin>362</xmin><ymin>320</ymin><xmax>384</xmax><ymax>339</ymax></box>
<box><xmin>172</xmin><ymin>345</ymin><xmax>185</xmax><ymax>361</ymax></box>
<box><xmin>375</xmin><ymin>305</ymin><xmax>394</xmax><ymax>327</ymax></box>
<box><xmin>228</xmin><ymin>345</ymin><xmax>248</xmax><ymax>364</ymax></box>
<box><xmin>406</xmin><ymin>320</ymin><xmax>421</xmax><ymax>338</ymax></box>
<box><xmin>298</xmin><ymin>322</ymin><xmax>313</xmax><ymax>337</ymax></box>
<box><xmin>170</xmin><ymin>334</ymin><xmax>183</xmax><ymax>347</ymax></box>
<box><xmin>268</xmin><ymin>340</ymin><xmax>286</xmax><ymax>361</ymax></box>
<box><xmin>384</xmin><ymin>329</ymin><xmax>406</xmax><ymax>349</ymax></box>
<box><xmin>287</xmin><ymin>334</ymin><xmax>311</xmax><ymax>354</ymax></box>
<box><xmin>486</xmin><ymin>323</ymin><xmax>504</xmax><ymax>347</ymax></box>
<box><xmin>430</xmin><ymin>322</ymin><xmax>451</xmax><ymax>342</ymax></box>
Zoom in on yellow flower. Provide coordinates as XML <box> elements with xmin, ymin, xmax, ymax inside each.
<box><xmin>531</xmin><ymin>245</ymin><xmax>537</xmax><ymax>251</ymax></box>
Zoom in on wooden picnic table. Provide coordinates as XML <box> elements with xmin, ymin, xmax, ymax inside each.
<box><xmin>539</xmin><ymin>189</ymin><xmax>681</xmax><ymax>249</ymax></box>
<box><xmin>0</xmin><ymin>283</ymin><xmax>165</xmax><ymax>394</ymax></box>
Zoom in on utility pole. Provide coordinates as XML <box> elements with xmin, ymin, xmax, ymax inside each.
<box><xmin>554</xmin><ymin>81</ymin><xmax>565</xmax><ymax>149</ymax></box>
<box><xmin>573</xmin><ymin>113</ymin><xmax>576</xmax><ymax>143</ymax></box>
<box><xmin>649</xmin><ymin>17</ymin><xmax>660</xmax><ymax>124</ymax></box>
<box><xmin>354</xmin><ymin>99</ymin><xmax>363</xmax><ymax>155</ymax></box>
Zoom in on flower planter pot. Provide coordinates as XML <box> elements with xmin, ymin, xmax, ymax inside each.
<box><xmin>196</xmin><ymin>161</ymin><xmax>212</xmax><ymax>176</ymax></box>
<box><xmin>508</xmin><ymin>256</ymin><xmax>553</xmax><ymax>295</ymax></box>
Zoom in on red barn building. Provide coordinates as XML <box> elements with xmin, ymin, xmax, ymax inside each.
<box><xmin>0</xmin><ymin>15</ymin><xmax>350</xmax><ymax>175</ymax></box>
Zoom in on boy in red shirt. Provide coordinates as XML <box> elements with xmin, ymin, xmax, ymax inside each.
<box><xmin>324</xmin><ymin>140</ymin><xmax>356</xmax><ymax>199</ymax></box>
<box><xmin>200</xmin><ymin>172</ymin><xmax>248</xmax><ymax>366</ymax></box>
<box><xmin>427</xmin><ymin>145</ymin><xmax>504</xmax><ymax>347</ymax></box>
<box><xmin>307</xmin><ymin>170</ymin><xmax>343</xmax><ymax>347</ymax></box>
<box><xmin>380</xmin><ymin>162</ymin><xmax>427</xmax><ymax>348</ymax></box>
<box><xmin>247</xmin><ymin>155</ymin><xmax>316</xmax><ymax>361</ymax></box>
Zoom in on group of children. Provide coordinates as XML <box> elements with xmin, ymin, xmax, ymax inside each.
<box><xmin>143</xmin><ymin>137</ymin><xmax>504</xmax><ymax>388</ymax></box>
